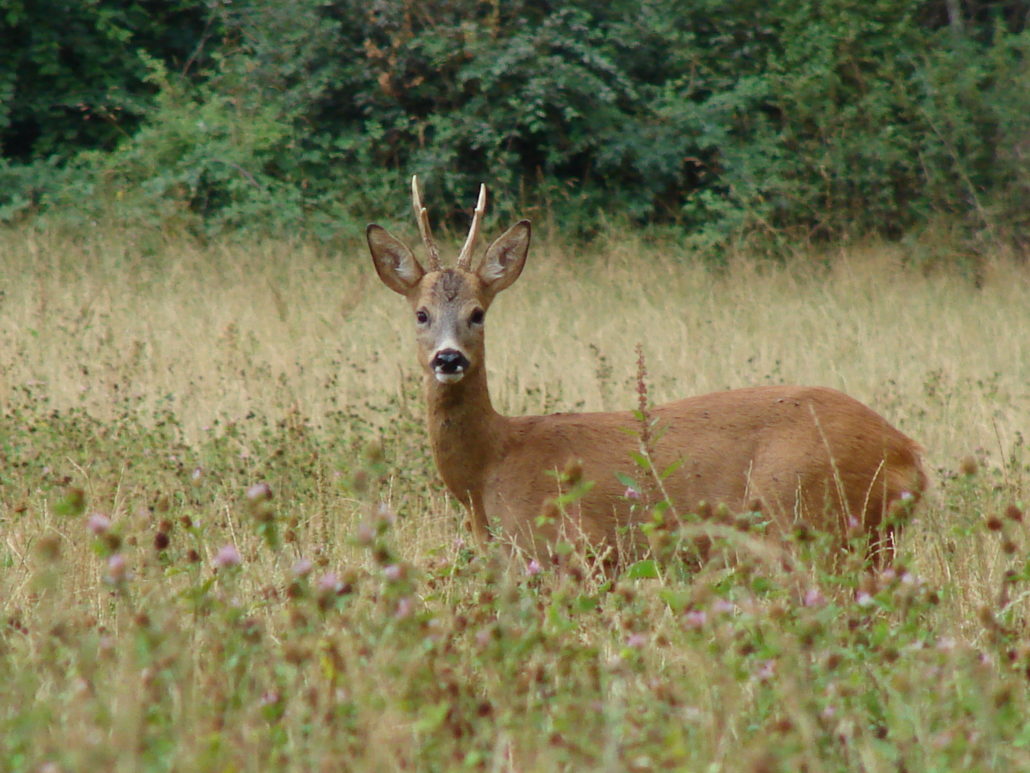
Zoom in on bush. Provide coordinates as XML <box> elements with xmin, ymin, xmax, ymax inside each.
<box><xmin>1</xmin><ymin>0</ymin><xmax>1028</xmax><ymax>255</ymax></box>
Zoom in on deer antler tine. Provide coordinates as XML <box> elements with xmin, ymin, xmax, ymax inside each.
<box><xmin>411</xmin><ymin>175</ymin><xmax>441</xmax><ymax>270</ymax></box>
<box><xmin>456</xmin><ymin>183</ymin><xmax>487</xmax><ymax>270</ymax></box>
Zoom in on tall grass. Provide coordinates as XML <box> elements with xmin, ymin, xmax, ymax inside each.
<box><xmin>0</xmin><ymin>226</ymin><xmax>1027</xmax><ymax>770</ymax></box>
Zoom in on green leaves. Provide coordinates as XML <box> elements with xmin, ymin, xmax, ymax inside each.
<box><xmin>2</xmin><ymin>0</ymin><xmax>1028</xmax><ymax>254</ymax></box>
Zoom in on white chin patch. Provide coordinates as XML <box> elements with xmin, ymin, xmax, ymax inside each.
<box><xmin>434</xmin><ymin>370</ymin><xmax>465</xmax><ymax>384</ymax></box>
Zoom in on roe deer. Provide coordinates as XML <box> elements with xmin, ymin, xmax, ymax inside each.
<box><xmin>367</xmin><ymin>176</ymin><xmax>926</xmax><ymax>564</ymax></box>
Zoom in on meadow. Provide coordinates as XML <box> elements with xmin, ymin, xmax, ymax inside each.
<box><xmin>0</xmin><ymin>225</ymin><xmax>1027</xmax><ymax>771</ymax></box>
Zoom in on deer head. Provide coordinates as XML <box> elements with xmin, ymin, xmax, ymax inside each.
<box><xmin>367</xmin><ymin>176</ymin><xmax>531</xmax><ymax>385</ymax></box>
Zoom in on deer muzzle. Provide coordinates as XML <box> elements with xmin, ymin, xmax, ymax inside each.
<box><xmin>431</xmin><ymin>348</ymin><xmax>470</xmax><ymax>384</ymax></box>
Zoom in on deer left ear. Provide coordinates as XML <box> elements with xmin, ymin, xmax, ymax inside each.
<box><xmin>478</xmin><ymin>220</ymin><xmax>530</xmax><ymax>295</ymax></box>
<box><xmin>367</xmin><ymin>224</ymin><xmax>425</xmax><ymax>296</ymax></box>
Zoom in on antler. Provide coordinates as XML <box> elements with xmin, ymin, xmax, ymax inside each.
<box><xmin>455</xmin><ymin>183</ymin><xmax>487</xmax><ymax>270</ymax></box>
<box><xmin>410</xmin><ymin>175</ymin><xmax>441</xmax><ymax>270</ymax></box>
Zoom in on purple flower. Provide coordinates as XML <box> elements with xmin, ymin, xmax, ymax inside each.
<box><xmin>355</xmin><ymin>522</ymin><xmax>375</xmax><ymax>545</ymax></box>
<box><xmin>246</xmin><ymin>482</ymin><xmax>272</xmax><ymax>501</ymax></box>
<box><xmin>291</xmin><ymin>558</ymin><xmax>313</xmax><ymax>578</ymax></box>
<box><xmin>626</xmin><ymin>633</ymin><xmax>647</xmax><ymax>649</ymax></box>
<box><xmin>526</xmin><ymin>559</ymin><xmax>542</xmax><ymax>577</ymax></box>
<box><xmin>317</xmin><ymin>572</ymin><xmax>342</xmax><ymax>593</ymax></box>
<box><xmin>803</xmin><ymin>588</ymin><xmax>826</xmax><ymax>608</ymax></box>
<box><xmin>259</xmin><ymin>691</ymin><xmax>281</xmax><ymax>707</ymax></box>
<box><xmin>213</xmin><ymin>544</ymin><xmax>241</xmax><ymax>569</ymax></box>
<box><xmin>86</xmin><ymin>513</ymin><xmax>112</xmax><ymax>535</ymax></box>
<box><xmin>106</xmin><ymin>554</ymin><xmax>128</xmax><ymax>583</ymax></box>
<box><xmin>395</xmin><ymin>597</ymin><xmax>414</xmax><ymax>619</ymax></box>
<box><xmin>684</xmin><ymin>610</ymin><xmax>707</xmax><ymax>629</ymax></box>
<box><xmin>712</xmin><ymin>599</ymin><xmax>734</xmax><ymax>615</ymax></box>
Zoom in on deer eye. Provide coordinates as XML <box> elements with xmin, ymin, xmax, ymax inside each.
<box><xmin>469</xmin><ymin>308</ymin><xmax>485</xmax><ymax>326</ymax></box>
<box><xmin>415</xmin><ymin>309</ymin><xmax>430</xmax><ymax>325</ymax></box>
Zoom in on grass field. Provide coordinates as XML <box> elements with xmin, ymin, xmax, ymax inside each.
<box><xmin>1</xmin><ymin>226</ymin><xmax>1027</xmax><ymax>770</ymax></box>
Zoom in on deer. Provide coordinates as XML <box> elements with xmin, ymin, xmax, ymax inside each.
<box><xmin>366</xmin><ymin>176</ymin><xmax>927</xmax><ymax>567</ymax></box>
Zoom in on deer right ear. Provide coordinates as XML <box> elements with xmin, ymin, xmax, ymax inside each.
<box><xmin>367</xmin><ymin>224</ymin><xmax>425</xmax><ymax>295</ymax></box>
<box><xmin>478</xmin><ymin>220</ymin><xmax>530</xmax><ymax>296</ymax></box>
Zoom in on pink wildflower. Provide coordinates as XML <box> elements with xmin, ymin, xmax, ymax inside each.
<box><xmin>246</xmin><ymin>482</ymin><xmax>272</xmax><ymax>501</ymax></box>
<box><xmin>684</xmin><ymin>610</ymin><xmax>707</xmax><ymax>629</ymax></box>
<box><xmin>213</xmin><ymin>544</ymin><xmax>241</xmax><ymax>569</ymax></box>
<box><xmin>395</xmin><ymin>597</ymin><xmax>414</xmax><ymax>619</ymax></box>
<box><xmin>317</xmin><ymin>572</ymin><xmax>342</xmax><ymax>593</ymax></box>
<box><xmin>712</xmin><ymin>598</ymin><xmax>734</xmax><ymax>615</ymax></box>
<box><xmin>106</xmin><ymin>553</ymin><xmax>128</xmax><ymax>584</ymax></box>
<box><xmin>86</xmin><ymin>513</ymin><xmax>111</xmax><ymax>535</ymax></box>
<box><xmin>803</xmin><ymin>588</ymin><xmax>826</xmax><ymax>607</ymax></box>
<box><xmin>626</xmin><ymin>633</ymin><xmax>647</xmax><ymax>649</ymax></box>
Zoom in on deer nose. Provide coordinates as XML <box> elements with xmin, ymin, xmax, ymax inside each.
<box><xmin>431</xmin><ymin>349</ymin><xmax>470</xmax><ymax>375</ymax></box>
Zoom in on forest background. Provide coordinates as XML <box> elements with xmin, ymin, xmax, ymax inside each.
<box><xmin>2</xmin><ymin>0</ymin><xmax>1029</xmax><ymax>258</ymax></box>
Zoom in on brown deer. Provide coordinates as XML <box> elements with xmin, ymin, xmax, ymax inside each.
<box><xmin>367</xmin><ymin>177</ymin><xmax>926</xmax><ymax>565</ymax></box>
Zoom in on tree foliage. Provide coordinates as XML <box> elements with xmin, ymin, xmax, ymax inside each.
<box><xmin>1</xmin><ymin>0</ymin><xmax>1027</xmax><ymax>253</ymax></box>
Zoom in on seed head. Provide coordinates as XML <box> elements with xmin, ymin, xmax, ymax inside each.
<box><xmin>363</xmin><ymin>440</ymin><xmax>385</xmax><ymax>464</ymax></box>
<box><xmin>35</xmin><ymin>534</ymin><xmax>61</xmax><ymax>562</ymax></box>
<box><xmin>562</xmin><ymin>459</ymin><xmax>583</xmax><ymax>485</ymax></box>
<box><xmin>373</xmin><ymin>503</ymin><xmax>397</xmax><ymax>526</ymax></box>
<box><xmin>959</xmin><ymin>456</ymin><xmax>978</xmax><ymax>476</ymax></box>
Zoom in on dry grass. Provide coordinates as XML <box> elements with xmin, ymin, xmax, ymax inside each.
<box><xmin>0</xmin><ymin>226</ymin><xmax>1027</xmax><ymax>771</ymax></box>
<box><xmin>4</xmin><ymin>228</ymin><xmax>1025</xmax><ymax>453</ymax></box>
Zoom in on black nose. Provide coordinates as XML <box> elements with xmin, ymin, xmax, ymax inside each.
<box><xmin>432</xmin><ymin>349</ymin><xmax>470</xmax><ymax>374</ymax></box>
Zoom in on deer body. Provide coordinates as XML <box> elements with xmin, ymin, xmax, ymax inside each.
<box><xmin>368</xmin><ymin>178</ymin><xmax>926</xmax><ymax>561</ymax></box>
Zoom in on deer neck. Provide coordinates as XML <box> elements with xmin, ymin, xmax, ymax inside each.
<box><xmin>424</xmin><ymin>365</ymin><xmax>507</xmax><ymax>508</ymax></box>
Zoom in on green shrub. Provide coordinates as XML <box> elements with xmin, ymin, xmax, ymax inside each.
<box><xmin>1</xmin><ymin>0</ymin><xmax>1028</xmax><ymax>255</ymax></box>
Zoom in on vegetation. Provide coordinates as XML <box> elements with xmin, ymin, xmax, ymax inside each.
<box><xmin>2</xmin><ymin>1</ymin><xmax>1029</xmax><ymax>254</ymax></box>
<box><xmin>0</xmin><ymin>229</ymin><xmax>1026</xmax><ymax>769</ymax></box>
<box><xmin>1</xmin><ymin>1</ymin><xmax>1027</xmax><ymax>767</ymax></box>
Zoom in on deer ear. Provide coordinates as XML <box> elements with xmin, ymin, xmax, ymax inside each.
<box><xmin>478</xmin><ymin>220</ymin><xmax>530</xmax><ymax>295</ymax></box>
<box><xmin>367</xmin><ymin>225</ymin><xmax>425</xmax><ymax>295</ymax></box>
